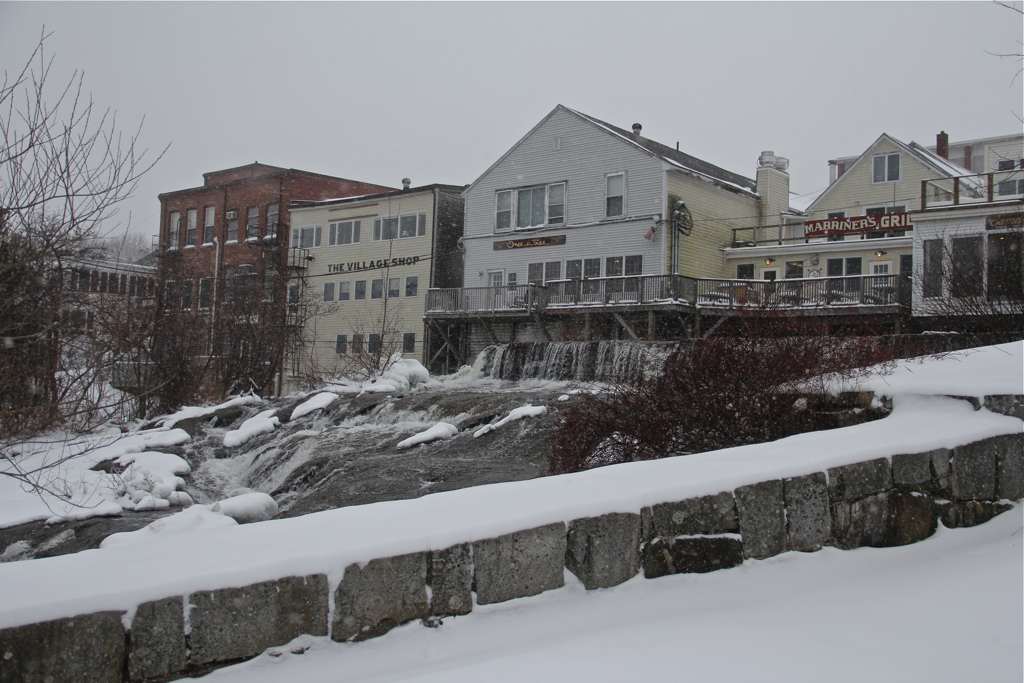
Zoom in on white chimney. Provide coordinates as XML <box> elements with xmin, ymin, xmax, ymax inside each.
<box><xmin>402</xmin><ymin>178</ymin><xmax>411</xmax><ymax>190</ymax></box>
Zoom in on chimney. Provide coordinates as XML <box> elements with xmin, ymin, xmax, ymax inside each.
<box><xmin>632</xmin><ymin>123</ymin><xmax>642</xmax><ymax>137</ymax></box>
<box><xmin>756</xmin><ymin>150</ymin><xmax>790</xmax><ymax>226</ymax></box>
<box><xmin>402</xmin><ymin>178</ymin><xmax>411</xmax><ymax>190</ymax></box>
<box><xmin>936</xmin><ymin>131</ymin><xmax>949</xmax><ymax>160</ymax></box>
<box><xmin>963</xmin><ymin>145</ymin><xmax>972</xmax><ymax>171</ymax></box>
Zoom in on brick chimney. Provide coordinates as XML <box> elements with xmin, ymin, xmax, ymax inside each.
<box><xmin>936</xmin><ymin>131</ymin><xmax>949</xmax><ymax>160</ymax></box>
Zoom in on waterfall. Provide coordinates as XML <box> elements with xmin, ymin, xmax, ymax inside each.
<box><xmin>479</xmin><ymin>341</ymin><xmax>675</xmax><ymax>382</ymax></box>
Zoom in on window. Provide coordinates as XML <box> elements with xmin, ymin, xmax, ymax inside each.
<box><xmin>495</xmin><ymin>183</ymin><xmax>566</xmax><ymax>230</ymax></box>
<box><xmin>951</xmin><ymin>236</ymin><xmax>984</xmax><ymax>298</ymax></box>
<box><xmin>168</xmin><ymin>211</ymin><xmax>181</xmax><ymax>249</ymax></box>
<box><xmin>352</xmin><ymin>334</ymin><xmax>364</xmax><ymax>354</ymax></box>
<box><xmin>339</xmin><ymin>281</ymin><xmax>350</xmax><ymax>301</ymax></box>
<box><xmin>865</xmin><ymin>205</ymin><xmax>908</xmax><ymax>238</ymax></box>
<box><xmin>826</xmin><ymin>212</ymin><xmax>846</xmax><ymax>242</ymax></box>
<box><xmin>871</xmin><ymin>262</ymin><xmax>891</xmax><ymax>275</ymax></box>
<box><xmin>737</xmin><ymin>264</ymin><xmax>755</xmax><ymax>279</ymax></box>
<box><xmin>507</xmin><ymin>272</ymin><xmax>518</xmax><ymax>287</ymax></box>
<box><xmin>544</xmin><ymin>261</ymin><xmax>561</xmax><ymax>282</ymax></box>
<box><xmin>329</xmin><ymin>220</ymin><xmax>360</xmax><ymax>246</ymax></box>
<box><xmin>872</xmin><ymin>153</ymin><xmax>900</xmax><ymax>183</ymax></box>
<box><xmin>181</xmin><ymin>279</ymin><xmax>192</xmax><ymax>310</ymax></box>
<box><xmin>996</xmin><ymin>159</ymin><xmax>1024</xmax><ymax>196</ymax></box>
<box><xmin>99</xmin><ymin>272</ymin><xmax>108</xmax><ymax>294</ymax></box>
<box><xmin>368</xmin><ymin>333</ymin><xmax>382</xmax><ymax>355</ymax></box>
<box><xmin>292</xmin><ymin>226</ymin><xmax>322</xmax><ymax>249</ymax></box>
<box><xmin>287</xmin><ymin>283</ymin><xmax>300</xmax><ymax>313</ymax></box>
<box><xmin>900</xmin><ymin>253</ymin><xmax>913</xmax><ymax>277</ymax></box>
<box><xmin>186</xmin><ymin>209</ymin><xmax>197</xmax><ymax>246</ymax></box>
<box><xmin>323</xmin><ymin>282</ymin><xmax>335</xmax><ymax>302</ymax></box>
<box><xmin>263</xmin><ymin>274</ymin><xmax>275</xmax><ymax>302</ymax></box>
<box><xmin>606</xmin><ymin>173</ymin><xmax>625</xmax><ymax>217</ymax></box>
<box><xmin>584</xmin><ymin>258</ymin><xmax>601</xmax><ymax>278</ymax></box>
<box><xmin>566</xmin><ymin>260</ymin><xmax>582</xmax><ymax>280</ymax></box>
<box><xmin>204</xmin><ymin>206</ymin><xmax>215</xmax><ymax>244</ymax></box>
<box><xmin>373</xmin><ymin>213</ymin><xmax>424</xmax><ymax>241</ymax></box>
<box><xmin>405</xmin><ymin>276</ymin><xmax>418</xmax><ymax>297</ymax></box>
<box><xmin>354</xmin><ymin>280</ymin><xmax>366</xmax><ymax>300</ymax></box>
<box><xmin>335</xmin><ymin>335</ymin><xmax>348</xmax><ymax>355</ymax></box>
<box><xmin>199</xmin><ymin>278</ymin><xmax>212</xmax><ymax>309</ymax></box>
<box><xmin>987</xmin><ymin>232</ymin><xmax>1023</xmax><ymax>300</ymax></box>
<box><xmin>227</xmin><ymin>211</ymin><xmax>239</xmax><ymax>242</ymax></box>
<box><xmin>403</xmin><ymin>333</ymin><xmax>416</xmax><ymax>354</ymax></box>
<box><xmin>785</xmin><ymin>261</ymin><xmax>804</xmax><ymax>279</ymax></box>
<box><xmin>922</xmin><ymin>240</ymin><xmax>943</xmax><ymax>298</ymax></box>
<box><xmin>625</xmin><ymin>255</ymin><xmax>642</xmax><ymax>276</ymax></box>
<box><xmin>246</xmin><ymin>206</ymin><xmax>259</xmax><ymax>240</ymax></box>
<box><xmin>606</xmin><ymin>256</ymin><xmax>623</xmax><ymax>277</ymax></box>
<box><xmin>528</xmin><ymin>263</ymin><xmax>543</xmax><ymax>285</ymax></box>
<box><xmin>371</xmin><ymin>279</ymin><xmax>383</xmax><ymax>299</ymax></box>
<box><xmin>266</xmin><ymin>203</ymin><xmax>279</xmax><ymax>239</ymax></box>
<box><xmin>388</xmin><ymin>277</ymin><xmax>400</xmax><ymax>298</ymax></box>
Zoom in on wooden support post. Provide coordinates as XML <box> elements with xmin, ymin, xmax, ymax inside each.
<box><xmin>612</xmin><ymin>312</ymin><xmax>640</xmax><ymax>340</ymax></box>
<box><xmin>584</xmin><ymin>312</ymin><xmax>592</xmax><ymax>341</ymax></box>
<box><xmin>533</xmin><ymin>311</ymin><xmax>552</xmax><ymax>341</ymax></box>
<box><xmin>648</xmin><ymin>310</ymin><xmax>656</xmax><ymax>340</ymax></box>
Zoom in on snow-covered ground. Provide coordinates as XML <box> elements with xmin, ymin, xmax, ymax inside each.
<box><xmin>0</xmin><ymin>342</ymin><xmax>1020</xmax><ymax>680</ymax></box>
<box><xmin>196</xmin><ymin>506</ymin><xmax>1024</xmax><ymax>683</ymax></box>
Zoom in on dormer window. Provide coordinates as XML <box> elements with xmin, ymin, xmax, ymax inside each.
<box><xmin>872</xmin><ymin>153</ymin><xmax>900</xmax><ymax>183</ymax></box>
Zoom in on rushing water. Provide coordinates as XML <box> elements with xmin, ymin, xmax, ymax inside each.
<box><xmin>478</xmin><ymin>341</ymin><xmax>676</xmax><ymax>382</ymax></box>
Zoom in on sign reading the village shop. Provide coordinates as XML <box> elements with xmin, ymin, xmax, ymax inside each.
<box><xmin>493</xmin><ymin>235</ymin><xmax>567</xmax><ymax>250</ymax></box>
<box><xmin>326</xmin><ymin>255</ymin><xmax>422</xmax><ymax>274</ymax></box>
<box><xmin>803</xmin><ymin>212</ymin><xmax>913</xmax><ymax>238</ymax></box>
<box><xmin>985</xmin><ymin>213</ymin><xmax>1024</xmax><ymax>230</ymax></box>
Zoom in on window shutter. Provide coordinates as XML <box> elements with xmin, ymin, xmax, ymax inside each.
<box><xmin>314</xmin><ymin>225</ymin><xmax>322</xmax><ymax>247</ymax></box>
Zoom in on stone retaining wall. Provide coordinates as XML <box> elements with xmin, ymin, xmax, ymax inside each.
<box><xmin>2</xmin><ymin>423</ymin><xmax>1021</xmax><ymax>683</ymax></box>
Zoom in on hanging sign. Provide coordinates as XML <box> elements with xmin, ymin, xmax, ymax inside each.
<box><xmin>804</xmin><ymin>212</ymin><xmax>913</xmax><ymax>238</ymax></box>
<box><xmin>493</xmin><ymin>235</ymin><xmax>566</xmax><ymax>250</ymax></box>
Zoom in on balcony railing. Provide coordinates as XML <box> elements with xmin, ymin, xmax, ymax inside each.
<box><xmin>696</xmin><ymin>273</ymin><xmax>909</xmax><ymax>309</ymax></box>
<box><xmin>427</xmin><ymin>273</ymin><xmax>909</xmax><ymax>316</ymax></box>
<box><xmin>921</xmin><ymin>170</ymin><xmax>1023</xmax><ymax>208</ymax></box>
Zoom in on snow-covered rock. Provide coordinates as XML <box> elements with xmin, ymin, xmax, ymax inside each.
<box><xmin>396</xmin><ymin>422</ymin><xmax>459</xmax><ymax>449</ymax></box>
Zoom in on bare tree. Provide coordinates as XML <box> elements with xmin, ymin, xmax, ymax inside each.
<box><xmin>1</xmin><ymin>30</ymin><xmax>165</xmax><ymax>492</ymax></box>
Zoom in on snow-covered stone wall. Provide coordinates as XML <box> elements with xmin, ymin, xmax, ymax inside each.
<box><xmin>1</xmin><ymin>423</ymin><xmax>1020</xmax><ymax>683</ymax></box>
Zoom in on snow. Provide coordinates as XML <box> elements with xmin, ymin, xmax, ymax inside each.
<box><xmin>191</xmin><ymin>506</ymin><xmax>1024</xmax><ymax>683</ymax></box>
<box><xmin>0</xmin><ymin>341</ymin><xmax>1020</xmax><ymax>678</ymax></box>
<box><xmin>473</xmin><ymin>405</ymin><xmax>548</xmax><ymax>438</ymax></box>
<box><xmin>289</xmin><ymin>393</ymin><xmax>337</xmax><ymax>421</ymax></box>
<box><xmin>211</xmin><ymin>492</ymin><xmax>279</xmax><ymax>523</ymax></box>
<box><xmin>223</xmin><ymin>409</ymin><xmax>280</xmax><ymax>448</ymax></box>
<box><xmin>157</xmin><ymin>394</ymin><xmax>264</xmax><ymax>429</ymax></box>
<box><xmin>100</xmin><ymin>505</ymin><xmax>238</xmax><ymax>550</ymax></box>
<box><xmin>397</xmin><ymin>422</ymin><xmax>459</xmax><ymax>449</ymax></box>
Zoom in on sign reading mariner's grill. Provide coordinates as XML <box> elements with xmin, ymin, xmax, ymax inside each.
<box><xmin>803</xmin><ymin>212</ymin><xmax>913</xmax><ymax>238</ymax></box>
<box><xmin>493</xmin><ymin>235</ymin><xmax>567</xmax><ymax>250</ymax></box>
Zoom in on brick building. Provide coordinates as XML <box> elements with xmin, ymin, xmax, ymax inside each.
<box><xmin>156</xmin><ymin>163</ymin><xmax>393</xmax><ymax>395</ymax></box>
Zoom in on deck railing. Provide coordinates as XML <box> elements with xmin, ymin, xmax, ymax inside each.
<box><xmin>427</xmin><ymin>273</ymin><xmax>909</xmax><ymax>315</ymax></box>
<box><xmin>921</xmin><ymin>170</ymin><xmax>1023</xmax><ymax>208</ymax></box>
<box><xmin>695</xmin><ymin>273</ymin><xmax>910</xmax><ymax>309</ymax></box>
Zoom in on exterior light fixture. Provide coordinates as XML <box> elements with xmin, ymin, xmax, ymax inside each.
<box><xmin>874</xmin><ymin>250</ymin><xmax>887</xmax><ymax>257</ymax></box>
<box><xmin>765</xmin><ymin>257</ymin><xmax>775</xmax><ymax>265</ymax></box>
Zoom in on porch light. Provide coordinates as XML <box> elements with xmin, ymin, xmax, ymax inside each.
<box><xmin>764</xmin><ymin>257</ymin><xmax>775</xmax><ymax>265</ymax></box>
<box><xmin>874</xmin><ymin>250</ymin><xmax>887</xmax><ymax>257</ymax></box>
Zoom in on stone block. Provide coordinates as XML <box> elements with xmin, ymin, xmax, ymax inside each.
<box><xmin>333</xmin><ymin>553</ymin><xmax>429</xmax><ymax>641</ymax></box>
<box><xmin>949</xmin><ymin>438</ymin><xmax>998</xmax><ymax>500</ymax></box>
<box><xmin>0</xmin><ymin>611</ymin><xmax>125</xmax><ymax>683</ymax></box>
<box><xmin>831</xmin><ymin>492</ymin><xmax>889</xmax><ymax>549</ymax></box>
<box><xmin>473</xmin><ymin>523</ymin><xmax>565</xmax><ymax>605</ymax></box>
<box><xmin>642</xmin><ymin>491</ymin><xmax>738</xmax><ymax>542</ymax></box>
<box><xmin>828</xmin><ymin>458</ymin><xmax>891</xmax><ymax>502</ymax></box>
<box><xmin>428</xmin><ymin>544</ymin><xmax>473</xmax><ymax>617</ymax></box>
<box><xmin>995</xmin><ymin>432</ymin><xmax>1024</xmax><ymax>500</ymax></box>
<box><xmin>885</xmin><ymin>491</ymin><xmax>937</xmax><ymax>546</ymax></box>
<box><xmin>783</xmin><ymin>472</ymin><xmax>831</xmax><ymax>551</ymax></box>
<box><xmin>891</xmin><ymin>452</ymin><xmax>931</xmax><ymax>488</ymax></box>
<box><xmin>937</xmin><ymin>500</ymin><xmax>1015</xmax><ymax>528</ymax></box>
<box><xmin>565</xmin><ymin>512</ymin><xmax>641</xmax><ymax>590</ymax></box>
<box><xmin>735</xmin><ymin>480</ymin><xmax>786</xmax><ymax>559</ymax></box>
<box><xmin>930</xmin><ymin>448</ymin><xmax>950</xmax><ymax>491</ymax></box>
<box><xmin>641</xmin><ymin>535</ymin><xmax>743</xmax><ymax>579</ymax></box>
<box><xmin>984</xmin><ymin>394</ymin><xmax>1024</xmax><ymax>420</ymax></box>
<box><xmin>190</xmin><ymin>574</ymin><xmax>328</xmax><ymax>665</ymax></box>
<box><xmin>129</xmin><ymin>596</ymin><xmax>186</xmax><ymax>680</ymax></box>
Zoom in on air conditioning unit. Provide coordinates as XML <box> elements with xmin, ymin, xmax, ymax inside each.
<box><xmin>226</xmin><ymin>211</ymin><xmax>238</xmax><ymax>220</ymax></box>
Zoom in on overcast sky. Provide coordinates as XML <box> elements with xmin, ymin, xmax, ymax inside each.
<box><xmin>2</xmin><ymin>1</ymin><xmax>1021</xmax><ymax>243</ymax></box>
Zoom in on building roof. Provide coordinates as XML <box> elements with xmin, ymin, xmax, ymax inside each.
<box><xmin>159</xmin><ymin>164</ymin><xmax>394</xmax><ymax>200</ymax></box>
<box><xmin>566</xmin><ymin>107</ymin><xmax>758</xmax><ymax>193</ymax></box>
<box><xmin>462</xmin><ymin>105</ymin><xmax>758</xmax><ymax>198</ymax></box>
<box><xmin>289</xmin><ymin>184</ymin><xmax>468</xmax><ymax>210</ymax></box>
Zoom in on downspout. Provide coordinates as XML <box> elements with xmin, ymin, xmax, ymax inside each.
<box><xmin>275</xmin><ymin>176</ymin><xmax>286</xmax><ymax>397</ymax></box>
<box><xmin>211</xmin><ymin>236</ymin><xmax>220</xmax><ymax>357</ymax></box>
